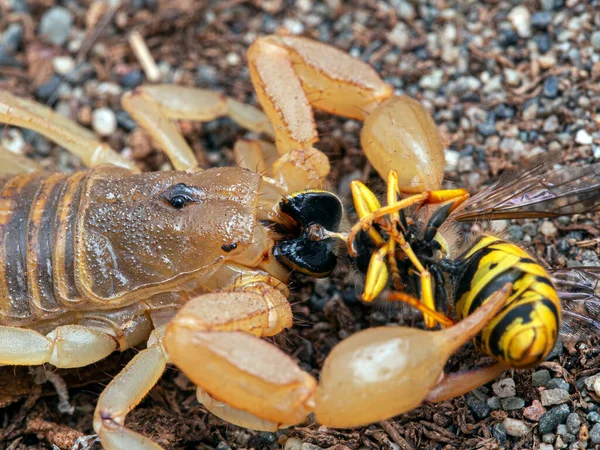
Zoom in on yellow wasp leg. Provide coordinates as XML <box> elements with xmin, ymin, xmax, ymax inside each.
<box><xmin>349</xmin><ymin>180</ymin><xmax>386</xmax><ymax>247</ymax></box>
<box><xmin>347</xmin><ymin>191</ymin><xmax>429</xmax><ymax>256</ymax></box>
<box><xmin>425</xmin><ymin>188</ymin><xmax>470</xmax><ymax>211</ymax></box>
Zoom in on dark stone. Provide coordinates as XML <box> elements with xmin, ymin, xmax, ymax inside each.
<box><xmin>492</xmin><ymin>423</ymin><xmax>507</xmax><ymax>445</ymax></box>
<box><xmin>115</xmin><ymin>110</ymin><xmax>137</xmax><ymax>132</ymax></box>
<box><xmin>543</xmin><ymin>76</ymin><xmax>559</xmax><ymax>98</ymax></box>
<box><xmin>535</xmin><ymin>33</ymin><xmax>552</xmax><ymax>53</ymax></box>
<box><xmin>547</xmin><ymin>378</ymin><xmax>571</xmax><ymax>392</ymax></box>
<box><xmin>65</xmin><ymin>62</ymin><xmax>96</xmax><ymax>84</ymax></box>
<box><xmin>498</xmin><ymin>30</ymin><xmax>520</xmax><ymax>48</ymax></box>
<box><xmin>35</xmin><ymin>76</ymin><xmax>62</xmax><ymax>103</ymax></box>
<box><xmin>494</xmin><ymin>103</ymin><xmax>515</xmax><ymax>119</ymax></box>
<box><xmin>547</xmin><ymin>340</ymin><xmax>564</xmax><ymax>360</ymax></box>
<box><xmin>477</xmin><ymin>114</ymin><xmax>496</xmax><ymax>137</ymax></box>
<box><xmin>120</xmin><ymin>70</ymin><xmax>144</xmax><ymax>88</ymax></box>
<box><xmin>466</xmin><ymin>393</ymin><xmax>491</xmax><ymax>420</ymax></box>
<box><xmin>531</xmin><ymin>11</ymin><xmax>553</xmax><ymax>29</ymax></box>
<box><xmin>538</xmin><ymin>404</ymin><xmax>571</xmax><ymax>435</ymax></box>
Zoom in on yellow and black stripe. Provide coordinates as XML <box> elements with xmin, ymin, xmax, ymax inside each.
<box><xmin>453</xmin><ymin>235</ymin><xmax>561</xmax><ymax>368</ymax></box>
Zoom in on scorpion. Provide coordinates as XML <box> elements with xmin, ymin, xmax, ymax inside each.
<box><xmin>0</xmin><ymin>35</ymin><xmax>516</xmax><ymax>449</ymax></box>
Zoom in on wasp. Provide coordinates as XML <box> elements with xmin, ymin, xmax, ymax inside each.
<box><xmin>337</xmin><ymin>153</ymin><xmax>600</xmax><ymax>409</ymax></box>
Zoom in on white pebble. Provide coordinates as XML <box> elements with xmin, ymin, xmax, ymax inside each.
<box><xmin>540</xmin><ymin>221</ymin><xmax>557</xmax><ymax>238</ymax></box>
<box><xmin>226</xmin><ymin>52</ymin><xmax>240</xmax><ymax>66</ymax></box>
<box><xmin>0</xmin><ymin>128</ymin><xmax>26</xmax><ymax>154</ymax></box>
<box><xmin>504</xmin><ymin>68</ymin><xmax>521</xmax><ymax>86</ymax></box>
<box><xmin>52</xmin><ymin>56</ymin><xmax>75</xmax><ymax>75</ymax></box>
<box><xmin>92</xmin><ymin>108</ymin><xmax>117</xmax><ymax>137</ymax></box>
<box><xmin>503</xmin><ymin>418</ymin><xmax>530</xmax><ymax>437</ymax></box>
<box><xmin>592</xmin><ymin>376</ymin><xmax>600</xmax><ymax>398</ymax></box>
<box><xmin>508</xmin><ymin>5</ymin><xmax>532</xmax><ymax>38</ymax></box>
<box><xmin>387</xmin><ymin>23</ymin><xmax>409</xmax><ymax>49</ymax></box>
<box><xmin>284</xmin><ymin>437</ymin><xmax>303</xmax><ymax>450</ymax></box>
<box><xmin>575</xmin><ymin>129</ymin><xmax>593</xmax><ymax>145</ymax></box>
<box><xmin>283</xmin><ymin>18</ymin><xmax>304</xmax><ymax>35</ymax></box>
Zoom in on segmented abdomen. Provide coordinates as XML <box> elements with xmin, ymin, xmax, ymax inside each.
<box><xmin>454</xmin><ymin>235</ymin><xmax>561</xmax><ymax>368</ymax></box>
<box><xmin>0</xmin><ymin>171</ymin><xmax>87</xmax><ymax>325</ymax></box>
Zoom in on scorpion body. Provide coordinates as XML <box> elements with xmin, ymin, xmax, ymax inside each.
<box><xmin>0</xmin><ymin>166</ymin><xmax>290</xmax><ymax>347</ymax></box>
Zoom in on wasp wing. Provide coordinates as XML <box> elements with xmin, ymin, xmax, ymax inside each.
<box><xmin>552</xmin><ymin>267</ymin><xmax>600</xmax><ymax>341</ymax></box>
<box><xmin>452</xmin><ymin>157</ymin><xmax>600</xmax><ymax>222</ymax></box>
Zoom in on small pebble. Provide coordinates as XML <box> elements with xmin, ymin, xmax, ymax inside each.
<box><xmin>591</xmin><ymin>424</ymin><xmax>600</xmax><ymax>444</ymax></box>
<box><xmin>555</xmin><ymin>435</ymin><xmax>567</xmax><ymax>449</ymax></box>
<box><xmin>92</xmin><ymin>108</ymin><xmax>117</xmax><ymax>137</ymax></box>
<box><xmin>419</xmin><ymin>69</ymin><xmax>443</xmax><ymax>90</ymax></box>
<box><xmin>592</xmin><ymin>31</ymin><xmax>600</xmax><ymax>51</ymax></box>
<box><xmin>486</xmin><ymin>396</ymin><xmax>501</xmax><ymax>410</ymax></box>
<box><xmin>543</xmin><ymin>76</ymin><xmax>559</xmax><ymax>98</ymax></box>
<box><xmin>541</xmin><ymin>388</ymin><xmax>570</xmax><ymax>406</ymax></box>
<box><xmin>542</xmin><ymin>433</ymin><xmax>555</xmax><ymax>444</ymax></box>
<box><xmin>547</xmin><ymin>378</ymin><xmax>570</xmax><ymax>392</ymax></box>
<box><xmin>52</xmin><ymin>56</ymin><xmax>75</xmax><ymax>75</ymax></box>
<box><xmin>39</xmin><ymin>6</ymin><xmax>74</xmax><ymax>46</ymax></box>
<box><xmin>493</xmin><ymin>378</ymin><xmax>516</xmax><ymax>398</ymax></box>
<box><xmin>547</xmin><ymin>340</ymin><xmax>564</xmax><ymax>360</ymax></box>
<box><xmin>121</xmin><ymin>70</ymin><xmax>144</xmax><ymax>89</ymax></box>
<box><xmin>539</xmin><ymin>444</ymin><xmax>553</xmax><ymax>450</ymax></box>
<box><xmin>284</xmin><ymin>437</ymin><xmax>303</xmax><ymax>450</ymax></box>
<box><xmin>0</xmin><ymin>23</ymin><xmax>23</xmax><ymax>58</ymax></box>
<box><xmin>566</xmin><ymin>413</ymin><xmax>581</xmax><ymax>434</ymax></box>
<box><xmin>543</xmin><ymin>115</ymin><xmax>559</xmax><ymax>133</ymax></box>
<box><xmin>576</xmin><ymin>129</ymin><xmax>593</xmax><ymax>145</ymax></box>
<box><xmin>215</xmin><ymin>442</ymin><xmax>231</xmax><ymax>450</ymax></box>
<box><xmin>501</xmin><ymin>397</ymin><xmax>525</xmax><ymax>411</ymax></box>
<box><xmin>523</xmin><ymin>400</ymin><xmax>546</xmax><ymax>421</ymax></box>
<box><xmin>587</xmin><ymin>411</ymin><xmax>600</xmax><ymax>423</ymax></box>
<box><xmin>466</xmin><ymin>393</ymin><xmax>491</xmax><ymax>420</ymax></box>
<box><xmin>508</xmin><ymin>5</ymin><xmax>532</xmax><ymax>38</ymax></box>
<box><xmin>531</xmin><ymin>11</ymin><xmax>552</xmax><ymax>28</ymax></box>
<box><xmin>301</xmin><ymin>444</ymin><xmax>323</xmax><ymax>450</ymax></box>
<box><xmin>540</xmin><ymin>221</ymin><xmax>557</xmax><ymax>238</ymax></box>
<box><xmin>539</xmin><ymin>404</ymin><xmax>571</xmax><ymax>435</ymax></box>
<box><xmin>533</xmin><ymin>370</ymin><xmax>552</xmax><ymax>387</ymax></box>
<box><xmin>492</xmin><ymin>423</ymin><xmax>507</xmax><ymax>445</ymax></box>
<box><xmin>503</xmin><ymin>418</ymin><xmax>530</xmax><ymax>437</ymax></box>
<box><xmin>387</xmin><ymin>23</ymin><xmax>409</xmax><ymax>49</ymax></box>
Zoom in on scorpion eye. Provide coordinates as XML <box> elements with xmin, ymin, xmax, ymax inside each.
<box><xmin>164</xmin><ymin>183</ymin><xmax>198</xmax><ymax>209</ymax></box>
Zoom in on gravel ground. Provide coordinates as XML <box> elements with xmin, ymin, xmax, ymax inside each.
<box><xmin>1</xmin><ymin>0</ymin><xmax>600</xmax><ymax>449</ymax></box>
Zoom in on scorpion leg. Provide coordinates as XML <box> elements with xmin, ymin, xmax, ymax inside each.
<box><xmin>94</xmin><ymin>329</ymin><xmax>166</xmax><ymax>450</ymax></box>
<box><xmin>0</xmin><ymin>145</ymin><xmax>42</xmax><ymax>173</ymax></box>
<box><xmin>121</xmin><ymin>85</ymin><xmax>274</xmax><ymax>171</ymax></box>
<box><xmin>163</xmin><ymin>277</ymin><xmax>315</xmax><ymax>429</ymax></box>
<box><xmin>0</xmin><ymin>90</ymin><xmax>136</xmax><ymax>171</ymax></box>
<box><xmin>0</xmin><ymin>324</ymin><xmax>117</xmax><ymax>367</ymax></box>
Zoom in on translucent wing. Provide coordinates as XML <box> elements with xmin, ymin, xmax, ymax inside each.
<box><xmin>452</xmin><ymin>156</ymin><xmax>600</xmax><ymax>222</ymax></box>
<box><xmin>551</xmin><ymin>267</ymin><xmax>600</xmax><ymax>341</ymax></box>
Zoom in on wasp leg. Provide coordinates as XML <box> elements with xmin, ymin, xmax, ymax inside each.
<box><xmin>0</xmin><ymin>325</ymin><xmax>117</xmax><ymax>367</ymax></box>
<box><xmin>121</xmin><ymin>85</ymin><xmax>274</xmax><ymax>171</ymax></box>
<box><xmin>0</xmin><ymin>90</ymin><xmax>136</xmax><ymax>171</ymax></box>
<box><xmin>425</xmin><ymin>363</ymin><xmax>508</xmax><ymax>404</ymax></box>
<box><xmin>163</xmin><ymin>277</ymin><xmax>315</xmax><ymax>429</ymax></box>
<box><xmin>313</xmin><ymin>283</ymin><xmax>512</xmax><ymax>428</ymax></box>
<box><xmin>94</xmin><ymin>331</ymin><xmax>166</xmax><ymax>450</ymax></box>
<box><xmin>0</xmin><ymin>145</ymin><xmax>42</xmax><ymax>174</ymax></box>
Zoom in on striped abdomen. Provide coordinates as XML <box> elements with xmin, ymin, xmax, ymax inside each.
<box><xmin>0</xmin><ymin>171</ymin><xmax>88</xmax><ymax>325</ymax></box>
<box><xmin>454</xmin><ymin>235</ymin><xmax>561</xmax><ymax>368</ymax></box>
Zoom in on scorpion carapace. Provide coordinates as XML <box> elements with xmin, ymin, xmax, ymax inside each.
<box><xmin>0</xmin><ymin>165</ymin><xmax>344</xmax><ymax>327</ymax></box>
